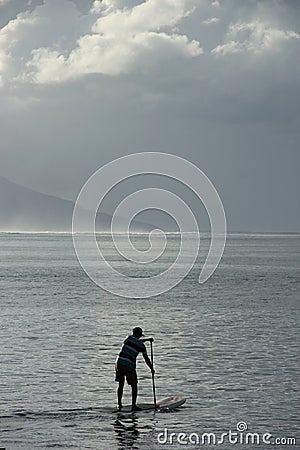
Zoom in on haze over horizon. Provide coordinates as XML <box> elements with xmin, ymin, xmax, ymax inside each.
<box><xmin>0</xmin><ymin>0</ymin><xmax>299</xmax><ymax>232</ymax></box>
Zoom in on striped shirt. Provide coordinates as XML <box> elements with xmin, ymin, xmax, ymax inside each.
<box><xmin>117</xmin><ymin>335</ymin><xmax>147</xmax><ymax>369</ymax></box>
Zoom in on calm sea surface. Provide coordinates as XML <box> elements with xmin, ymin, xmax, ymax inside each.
<box><xmin>0</xmin><ymin>233</ymin><xmax>299</xmax><ymax>449</ymax></box>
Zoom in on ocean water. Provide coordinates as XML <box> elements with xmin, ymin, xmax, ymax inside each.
<box><xmin>0</xmin><ymin>232</ymin><xmax>299</xmax><ymax>449</ymax></box>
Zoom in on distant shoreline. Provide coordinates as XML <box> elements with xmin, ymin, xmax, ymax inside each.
<box><xmin>0</xmin><ymin>231</ymin><xmax>299</xmax><ymax>237</ymax></box>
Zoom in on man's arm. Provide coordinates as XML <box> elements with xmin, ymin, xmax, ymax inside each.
<box><xmin>140</xmin><ymin>337</ymin><xmax>154</xmax><ymax>343</ymax></box>
<box><xmin>143</xmin><ymin>352</ymin><xmax>155</xmax><ymax>374</ymax></box>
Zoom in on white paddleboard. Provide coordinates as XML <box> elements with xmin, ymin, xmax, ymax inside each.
<box><xmin>108</xmin><ymin>396</ymin><xmax>186</xmax><ymax>413</ymax></box>
<box><xmin>157</xmin><ymin>396</ymin><xmax>186</xmax><ymax>410</ymax></box>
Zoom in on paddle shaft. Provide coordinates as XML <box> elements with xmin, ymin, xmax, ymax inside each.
<box><xmin>150</xmin><ymin>340</ymin><xmax>157</xmax><ymax>410</ymax></box>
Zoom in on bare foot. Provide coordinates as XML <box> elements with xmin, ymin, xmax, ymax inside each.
<box><xmin>131</xmin><ymin>405</ymin><xmax>142</xmax><ymax>411</ymax></box>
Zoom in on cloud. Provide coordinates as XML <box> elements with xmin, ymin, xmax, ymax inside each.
<box><xmin>28</xmin><ymin>31</ymin><xmax>202</xmax><ymax>83</ymax></box>
<box><xmin>0</xmin><ymin>0</ymin><xmax>201</xmax><ymax>84</ymax></box>
<box><xmin>202</xmin><ymin>17</ymin><xmax>220</xmax><ymax>25</ymax></box>
<box><xmin>92</xmin><ymin>0</ymin><xmax>194</xmax><ymax>34</ymax></box>
<box><xmin>212</xmin><ymin>20</ymin><xmax>300</xmax><ymax>55</ymax></box>
<box><xmin>0</xmin><ymin>12</ymin><xmax>36</xmax><ymax>86</ymax></box>
<box><xmin>39</xmin><ymin>0</ymin><xmax>201</xmax><ymax>82</ymax></box>
<box><xmin>1</xmin><ymin>0</ymin><xmax>299</xmax><ymax>87</ymax></box>
<box><xmin>0</xmin><ymin>0</ymin><xmax>91</xmax><ymax>86</ymax></box>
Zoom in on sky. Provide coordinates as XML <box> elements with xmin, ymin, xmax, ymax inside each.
<box><xmin>0</xmin><ymin>0</ymin><xmax>299</xmax><ymax>232</ymax></box>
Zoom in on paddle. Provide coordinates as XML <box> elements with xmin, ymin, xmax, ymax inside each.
<box><xmin>150</xmin><ymin>339</ymin><xmax>157</xmax><ymax>410</ymax></box>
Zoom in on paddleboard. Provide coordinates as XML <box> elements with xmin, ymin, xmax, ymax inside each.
<box><xmin>22</xmin><ymin>397</ymin><xmax>186</xmax><ymax>418</ymax></box>
<box><xmin>108</xmin><ymin>396</ymin><xmax>186</xmax><ymax>413</ymax></box>
<box><xmin>157</xmin><ymin>396</ymin><xmax>186</xmax><ymax>410</ymax></box>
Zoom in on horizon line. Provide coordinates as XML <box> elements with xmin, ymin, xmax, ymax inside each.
<box><xmin>0</xmin><ymin>230</ymin><xmax>299</xmax><ymax>237</ymax></box>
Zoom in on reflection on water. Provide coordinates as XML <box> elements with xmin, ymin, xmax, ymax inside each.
<box><xmin>113</xmin><ymin>414</ymin><xmax>157</xmax><ymax>449</ymax></box>
<box><xmin>113</xmin><ymin>416</ymin><xmax>140</xmax><ymax>449</ymax></box>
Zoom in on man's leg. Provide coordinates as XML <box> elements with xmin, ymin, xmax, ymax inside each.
<box><xmin>131</xmin><ymin>383</ymin><xmax>142</xmax><ymax>411</ymax></box>
<box><xmin>117</xmin><ymin>379</ymin><xmax>124</xmax><ymax>409</ymax></box>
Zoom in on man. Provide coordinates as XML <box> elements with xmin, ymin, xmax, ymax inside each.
<box><xmin>115</xmin><ymin>327</ymin><xmax>155</xmax><ymax>411</ymax></box>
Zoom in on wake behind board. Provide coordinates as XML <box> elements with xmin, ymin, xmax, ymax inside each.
<box><xmin>107</xmin><ymin>396</ymin><xmax>186</xmax><ymax>414</ymax></box>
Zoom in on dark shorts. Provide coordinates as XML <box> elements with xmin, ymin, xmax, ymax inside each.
<box><xmin>115</xmin><ymin>363</ymin><xmax>138</xmax><ymax>386</ymax></box>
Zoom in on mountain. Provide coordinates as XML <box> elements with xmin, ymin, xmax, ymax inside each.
<box><xmin>0</xmin><ymin>176</ymin><xmax>151</xmax><ymax>232</ymax></box>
